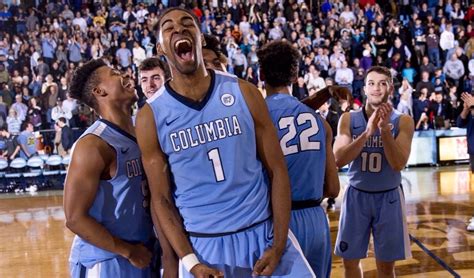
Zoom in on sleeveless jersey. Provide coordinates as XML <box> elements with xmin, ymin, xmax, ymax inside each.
<box><xmin>147</xmin><ymin>70</ymin><xmax>270</xmax><ymax>234</ymax></box>
<box><xmin>347</xmin><ymin>108</ymin><xmax>402</xmax><ymax>192</ymax></box>
<box><xmin>70</xmin><ymin>119</ymin><xmax>153</xmax><ymax>266</ymax></box>
<box><xmin>265</xmin><ymin>93</ymin><xmax>326</xmax><ymax>201</ymax></box>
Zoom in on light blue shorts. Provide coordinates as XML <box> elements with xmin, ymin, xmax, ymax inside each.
<box><xmin>180</xmin><ymin>219</ymin><xmax>315</xmax><ymax>277</ymax></box>
<box><xmin>69</xmin><ymin>257</ymin><xmax>151</xmax><ymax>278</ymax></box>
<box><xmin>290</xmin><ymin>206</ymin><xmax>331</xmax><ymax>278</ymax></box>
<box><xmin>335</xmin><ymin>186</ymin><xmax>412</xmax><ymax>261</ymax></box>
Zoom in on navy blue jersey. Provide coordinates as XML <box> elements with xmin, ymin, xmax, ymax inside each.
<box><xmin>69</xmin><ymin>119</ymin><xmax>153</xmax><ymax>266</ymax></box>
<box><xmin>147</xmin><ymin>70</ymin><xmax>270</xmax><ymax>234</ymax></box>
<box><xmin>266</xmin><ymin>93</ymin><xmax>326</xmax><ymax>201</ymax></box>
<box><xmin>347</xmin><ymin>109</ymin><xmax>402</xmax><ymax>192</ymax></box>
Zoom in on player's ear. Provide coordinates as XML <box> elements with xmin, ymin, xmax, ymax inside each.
<box><xmin>259</xmin><ymin>71</ymin><xmax>266</xmax><ymax>82</ymax></box>
<box><xmin>92</xmin><ymin>86</ymin><xmax>107</xmax><ymax>98</ymax></box>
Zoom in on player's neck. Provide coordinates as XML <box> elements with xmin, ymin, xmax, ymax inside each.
<box><xmin>265</xmin><ymin>84</ymin><xmax>291</xmax><ymax>97</ymax></box>
<box><xmin>99</xmin><ymin>107</ymin><xmax>135</xmax><ymax>135</ymax></box>
<box><xmin>365</xmin><ymin>103</ymin><xmax>379</xmax><ymax>118</ymax></box>
<box><xmin>169</xmin><ymin>67</ymin><xmax>211</xmax><ymax>102</ymax></box>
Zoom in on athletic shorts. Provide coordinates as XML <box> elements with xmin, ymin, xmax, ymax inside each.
<box><xmin>179</xmin><ymin>219</ymin><xmax>315</xmax><ymax>277</ymax></box>
<box><xmin>69</xmin><ymin>257</ymin><xmax>151</xmax><ymax>278</ymax></box>
<box><xmin>290</xmin><ymin>206</ymin><xmax>332</xmax><ymax>278</ymax></box>
<box><xmin>335</xmin><ymin>186</ymin><xmax>412</xmax><ymax>262</ymax></box>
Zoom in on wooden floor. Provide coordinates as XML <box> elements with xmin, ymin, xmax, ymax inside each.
<box><xmin>0</xmin><ymin>166</ymin><xmax>473</xmax><ymax>277</ymax></box>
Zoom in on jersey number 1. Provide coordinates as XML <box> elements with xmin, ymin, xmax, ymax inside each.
<box><xmin>208</xmin><ymin>148</ymin><xmax>225</xmax><ymax>182</ymax></box>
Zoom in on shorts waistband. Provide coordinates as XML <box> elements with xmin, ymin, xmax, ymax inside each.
<box><xmin>291</xmin><ymin>198</ymin><xmax>323</xmax><ymax>210</ymax></box>
<box><xmin>187</xmin><ymin>217</ymin><xmax>270</xmax><ymax>238</ymax></box>
<box><xmin>350</xmin><ymin>185</ymin><xmax>401</xmax><ymax>194</ymax></box>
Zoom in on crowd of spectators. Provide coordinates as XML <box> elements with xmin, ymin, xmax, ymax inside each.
<box><xmin>0</xmin><ymin>0</ymin><xmax>473</xmax><ymax>159</ymax></box>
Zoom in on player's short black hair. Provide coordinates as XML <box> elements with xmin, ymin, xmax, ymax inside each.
<box><xmin>257</xmin><ymin>40</ymin><xmax>301</xmax><ymax>87</ymax></box>
<box><xmin>139</xmin><ymin>57</ymin><xmax>171</xmax><ymax>80</ymax></box>
<box><xmin>154</xmin><ymin>7</ymin><xmax>200</xmax><ymax>38</ymax></box>
<box><xmin>68</xmin><ymin>59</ymin><xmax>107</xmax><ymax>110</ymax></box>
<box><xmin>203</xmin><ymin>34</ymin><xmax>223</xmax><ymax>57</ymax></box>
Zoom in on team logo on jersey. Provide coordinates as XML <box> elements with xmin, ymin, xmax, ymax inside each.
<box><xmin>340</xmin><ymin>241</ymin><xmax>348</xmax><ymax>252</ymax></box>
<box><xmin>221</xmin><ymin>93</ymin><xmax>235</xmax><ymax>106</ymax></box>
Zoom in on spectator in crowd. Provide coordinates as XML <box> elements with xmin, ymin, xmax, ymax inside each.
<box><xmin>138</xmin><ymin>57</ymin><xmax>170</xmax><ymax>100</ymax></box>
<box><xmin>54</xmin><ymin>117</ymin><xmax>73</xmax><ymax>156</ymax></box>
<box><xmin>416</xmin><ymin>71</ymin><xmax>436</xmax><ymax>95</ymax></box>
<box><xmin>398</xmin><ymin>78</ymin><xmax>414</xmax><ymax>116</ymax></box>
<box><xmin>6</xmin><ymin>109</ymin><xmax>21</xmax><ymax>135</ymax></box>
<box><xmin>15</xmin><ymin>121</ymin><xmax>37</xmax><ymax>159</ymax></box>
<box><xmin>11</xmin><ymin>94</ymin><xmax>28</xmax><ymax>122</ymax></box>
<box><xmin>429</xmin><ymin>91</ymin><xmax>453</xmax><ymax>129</ymax></box>
<box><xmin>51</xmin><ymin>98</ymin><xmax>72</xmax><ymax>126</ymax></box>
<box><xmin>0</xmin><ymin>126</ymin><xmax>18</xmax><ymax>160</ymax></box>
<box><xmin>444</xmin><ymin>53</ymin><xmax>465</xmax><ymax>88</ymax></box>
<box><xmin>27</xmin><ymin>97</ymin><xmax>42</xmax><ymax>131</ymax></box>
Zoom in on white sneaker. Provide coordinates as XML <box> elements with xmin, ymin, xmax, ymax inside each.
<box><xmin>467</xmin><ymin>222</ymin><xmax>474</xmax><ymax>232</ymax></box>
<box><xmin>469</xmin><ymin>217</ymin><xmax>474</xmax><ymax>223</ymax></box>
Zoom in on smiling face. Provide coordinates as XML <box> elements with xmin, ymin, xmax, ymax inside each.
<box><xmin>157</xmin><ymin>9</ymin><xmax>204</xmax><ymax>75</ymax></box>
<box><xmin>364</xmin><ymin>70</ymin><xmax>393</xmax><ymax>106</ymax></box>
<box><xmin>140</xmin><ymin>67</ymin><xmax>166</xmax><ymax>98</ymax></box>
<box><xmin>96</xmin><ymin>67</ymin><xmax>138</xmax><ymax>104</ymax></box>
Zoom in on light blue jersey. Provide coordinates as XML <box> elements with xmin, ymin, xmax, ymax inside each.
<box><xmin>147</xmin><ymin>70</ymin><xmax>270</xmax><ymax>234</ymax></box>
<box><xmin>348</xmin><ymin>108</ymin><xmax>402</xmax><ymax>192</ymax></box>
<box><xmin>17</xmin><ymin>130</ymin><xmax>37</xmax><ymax>159</ymax></box>
<box><xmin>265</xmin><ymin>93</ymin><xmax>326</xmax><ymax>201</ymax></box>
<box><xmin>335</xmin><ymin>108</ymin><xmax>411</xmax><ymax>261</ymax></box>
<box><xmin>69</xmin><ymin>119</ymin><xmax>153</xmax><ymax>273</ymax></box>
<box><xmin>266</xmin><ymin>93</ymin><xmax>331</xmax><ymax>277</ymax></box>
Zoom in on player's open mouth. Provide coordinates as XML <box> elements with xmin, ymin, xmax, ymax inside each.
<box><xmin>174</xmin><ymin>39</ymin><xmax>194</xmax><ymax>62</ymax></box>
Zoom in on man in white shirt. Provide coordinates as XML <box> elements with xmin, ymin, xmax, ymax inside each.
<box><xmin>133</xmin><ymin>41</ymin><xmax>147</xmax><ymax>68</ymax></box>
<box><xmin>335</xmin><ymin>61</ymin><xmax>354</xmax><ymax>92</ymax></box>
<box><xmin>304</xmin><ymin>65</ymin><xmax>326</xmax><ymax>92</ymax></box>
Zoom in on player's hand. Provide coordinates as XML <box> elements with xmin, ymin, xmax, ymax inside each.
<box><xmin>377</xmin><ymin>103</ymin><xmax>393</xmax><ymax>131</ymax></box>
<box><xmin>190</xmin><ymin>263</ymin><xmax>223</xmax><ymax>278</ymax></box>
<box><xmin>461</xmin><ymin>92</ymin><xmax>473</xmax><ymax>109</ymax></box>
<box><xmin>252</xmin><ymin>247</ymin><xmax>283</xmax><ymax>276</ymax></box>
<box><xmin>366</xmin><ymin>108</ymin><xmax>380</xmax><ymax>137</ymax></box>
<box><xmin>329</xmin><ymin>85</ymin><xmax>353</xmax><ymax>104</ymax></box>
<box><xmin>126</xmin><ymin>243</ymin><xmax>152</xmax><ymax>269</ymax></box>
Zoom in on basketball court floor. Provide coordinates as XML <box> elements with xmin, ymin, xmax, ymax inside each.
<box><xmin>0</xmin><ymin>165</ymin><xmax>473</xmax><ymax>277</ymax></box>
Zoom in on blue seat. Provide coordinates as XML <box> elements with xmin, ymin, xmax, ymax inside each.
<box><xmin>0</xmin><ymin>158</ymin><xmax>8</xmax><ymax>178</ymax></box>
<box><xmin>24</xmin><ymin>156</ymin><xmax>44</xmax><ymax>178</ymax></box>
<box><xmin>5</xmin><ymin>158</ymin><xmax>27</xmax><ymax>179</ymax></box>
<box><xmin>43</xmin><ymin>155</ymin><xmax>62</xmax><ymax>176</ymax></box>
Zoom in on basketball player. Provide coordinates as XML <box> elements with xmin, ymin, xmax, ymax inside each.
<box><xmin>136</xmin><ymin>8</ymin><xmax>314</xmax><ymax>278</ymax></box>
<box><xmin>139</xmin><ymin>57</ymin><xmax>171</xmax><ymax>99</ymax></box>
<box><xmin>64</xmin><ymin>59</ymin><xmax>155</xmax><ymax>277</ymax></box>
<box><xmin>258</xmin><ymin>40</ymin><xmax>340</xmax><ymax>277</ymax></box>
<box><xmin>333</xmin><ymin>66</ymin><xmax>414</xmax><ymax>278</ymax></box>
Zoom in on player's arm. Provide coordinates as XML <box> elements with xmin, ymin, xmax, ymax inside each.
<box><xmin>379</xmin><ymin>107</ymin><xmax>415</xmax><ymax>171</ymax></box>
<box><xmin>149</xmin><ymin>202</ymin><xmax>178</xmax><ymax>278</ymax></box>
<box><xmin>136</xmin><ymin>104</ymin><xmax>222</xmax><ymax>277</ymax></box>
<box><xmin>322</xmin><ymin>119</ymin><xmax>340</xmax><ymax>198</ymax></box>
<box><xmin>333</xmin><ymin>111</ymin><xmax>375</xmax><ymax>168</ymax></box>
<box><xmin>302</xmin><ymin>85</ymin><xmax>352</xmax><ymax>110</ymax></box>
<box><xmin>239</xmin><ymin>80</ymin><xmax>291</xmax><ymax>276</ymax></box>
<box><xmin>64</xmin><ymin>136</ymin><xmax>152</xmax><ymax>268</ymax></box>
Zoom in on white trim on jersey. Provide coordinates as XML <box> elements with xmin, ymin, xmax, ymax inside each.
<box><xmin>146</xmin><ymin>86</ymin><xmax>166</xmax><ymax>104</ymax></box>
<box><xmin>214</xmin><ymin>70</ymin><xmax>237</xmax><ymax>79</ymax></box>
<box><xmin>398</xmin><ymin>187</ymin><xmax>413</xmax><ymax>259</ymax></box>
<box><xmin>87</xmin><ymin>262</ymin><xmax>101</xmax><ymax>278</ymax></box>
<box><xmin>92</xmin><ymin>122</ymin><xmax>107</xmax><ymax>137</ymax></box>
<box><xmin>288</xmin><ymin>230</ymin><xmax>317</xmax><ymax>278</ymax></box>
